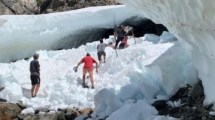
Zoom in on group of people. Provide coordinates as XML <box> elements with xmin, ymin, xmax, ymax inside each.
<box><xmin>29</xmin><ymin>25</ymin><xmax>132</xmax><ymax>97</ymax></box>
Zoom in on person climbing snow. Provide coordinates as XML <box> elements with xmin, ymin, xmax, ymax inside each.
<box><xmin>29</xmin><ymin>53</ymin><xmax>41</xmax><ymax>98</ymax></box>
<box><xmin>114</xmin><ymin>25</ymin><xmax>126</xmax><ymax>49</ymax></box>
<box><xmin>76</xmin><ymin>53</ymin><xmax>98</xmax><ymax>89</ymax></box>
<box><xmin>97</xmin><ymin>39</ymin><xmax>108</xmax><ymax>65</ymax></box>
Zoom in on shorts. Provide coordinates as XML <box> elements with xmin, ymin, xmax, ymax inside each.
<box><xmin>97</xmin><ymin>51</ymin><xmax>106</xmax><ymax>61</ymax></box>
<box><xmin>30</xmin><ymin>75</ymin><xmax>40</xmax><ymax>85</ymax></box>
<box><xmin>83</xmin><ymin>68</ymin><xmax>93</xmax><ymax>75</ymax></box>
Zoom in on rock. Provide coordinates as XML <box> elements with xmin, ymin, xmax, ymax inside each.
<box><xmin>57</xmin><ymin>114</ymin><xmax>66</xmax><ymax>120</ymax></box>
<box><xmin>70</xmin><ymin>112</ymin><xmax>78</xmax><ymax>119</ymax></box>
<box><xmin>38</xmin><ymin>0</ymin><xmax>119</xmax><ymax>14</ymax></box>
<box><xmin>169</xmin><ymin>84</ymin><xmax>191</xmax><ymax>101</ymax></box>
<box><xmin>46</xmin><ymin>8</ymin><xmax>53</xmax><ymax>13</ymax></box>
<box><xmin>34</xmin><ymin>110</ymin><xmax>40</xmax><ymax>114</ymax></box>
<box><xmin>23</xmin><ymin>116</ymin><xmax>32</xmax><ymax>120</ymax></box>
<box><xmin>65</xmin><ymin>113</ymin><xmax>73</xmax><ymax>120</ymax></box>
<box><xmin>79</xmin><ymin>108</ymin><xmax>93</xmax><ymax>116</ymax></box>
<box><xmin>0</xmin><ymin>0</ymin><xmax>37</xmax><ymax>15</ymax></box>
<box><xmin>17</xmin><ymin>114</ymin><xmax>27</xmax><ymax>119</ymax></box>
<box><xmin>16</xmin><ymin>101</ymin><xmax>26</xmax><ymax>110</ymax></box>
<box><xmin>153</xmin><ymin>80</ymin><xmax>215</xmax><ymax>120</ymax></box>
<box><xmin>152</xmin><ymin>100</ymin><xmax>169</xmax><ymax>115</ymax></box>
<box><xmin>0</xmin><ymin>103</ymin><xmax>21</xmax><ymax>120</ymax></box>
<box><xmin>0</xmin><ymin>0</ymin><xmax>119</xmax><ymax>15</ymax></box>
<box><xmin>204</xmin><ymin>104</ymin><xmax>214</xmax><ymax>111</ymax></box>
<box><xmin>0</xmin><ymin>2</ymin><xmax>13</xmax><ymax>15</ymax></box>
<box><xmin>57</xmin><ymin>108</ymin><xmax>67</xmax><ymax>113</ymax></box>
<box><xmin>152</xmin><ymin>100</ymin><xmax>167</xmax><ymax>110</ymax></box>
<box><xmin>0</xmin><ymin>98</ymin><xmax>7</xmax><ymax>102</ymax></box>
<box><xmin>188</xmin><ymin>80</ymin><xmax>204</xmax><ymax>106</ymax></box>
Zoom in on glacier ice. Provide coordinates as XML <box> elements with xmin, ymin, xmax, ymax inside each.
<box><xmin>121</xmin><ymin>0</ymin><xmax>215</xmax><ymax>107</ymax></box>
<box><xmin>0</xmin><ymin>5</ymin><xmax>143</xmax><ymax>62</ymax></box>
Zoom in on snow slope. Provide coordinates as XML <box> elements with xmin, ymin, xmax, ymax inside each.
<box><xmin>0</xmin><ymin>34</ymin><xmax>197</xmax><ymax>120</ymax></box>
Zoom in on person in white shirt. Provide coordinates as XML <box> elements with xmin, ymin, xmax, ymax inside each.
<box><xmin>97</xmin><ymin>39</ymin><xmax>108</xmax><ymax>65</ymax></box>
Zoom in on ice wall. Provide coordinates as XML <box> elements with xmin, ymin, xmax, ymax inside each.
<box><xmin>121</xmin><ymin>0</ymin><xmax>215</xmax><ymax>106</ymax></box>
<box><xmin>0</xmin><ymin>5</ymin><xmax>143</xmax><ymax>63</ymax></box>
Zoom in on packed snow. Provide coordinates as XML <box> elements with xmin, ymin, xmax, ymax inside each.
<box><xmin>121</xmin><ymin>0</ymin><xmax>215</xmax><ymax>107</ymax></box>
<box><xmin>0</xmin><ymin>33</ymin><xmax>197</xmax><ymax>119</ymax></box>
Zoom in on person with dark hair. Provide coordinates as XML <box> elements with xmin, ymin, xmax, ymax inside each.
<box><xmin>114</xmin><ymin>25</ymin><xmax>126</xmax><ymax>49</ymax></box>
<box><xmin>97</xmin><ymin>39</ymin><xmax>108</xmax><ymax>65</ymax></box>
<box><xmin>76</xmin><ymin>53</ymin><xmax>98</xmax><ymax>89</ymax></box>
<box><xmin>29</xmin><ymin>53</ymin><xmax>40</xmax><ymax>97</ymax></box>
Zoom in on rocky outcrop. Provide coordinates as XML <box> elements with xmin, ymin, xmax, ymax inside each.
<box><xmin>0</xmin><ymin>101</ymin><xmax>93</xmax><ymax>120</ymax></box>
<box><xmin>0</xmin><ymin>0</ymin><xmax>119</xmax><ymax>15</ymax></box>
<box><xmin>153</xmin><ymin>80</ymin><xmax>215</xmax><ymax>120</ymax></box>
<box><xmin>0</xmin><ymin>1</ymin><xmax>13</xmax><ymax>14</ymax></box>
<box><xmin>0</xmin><ymin>102</ymin><xmax>22</xmax><ymax>120</ymax></box>
<box><xmin>17</xmin><ymin>107</ymin><xmax>93</xmax><ymax>120</ymax></box>
<box><xmin>0</xmin><ymin>0</ymin><xmax>37</xmax><ymax>15</ymax></box>
<box><xmin>41</xmin><ymin>0</ymin><xmax>119</xmax><ymax>14</ymax></box>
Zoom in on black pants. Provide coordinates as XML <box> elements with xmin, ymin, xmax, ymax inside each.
<box><xmin>115</xmin><ymin>37</ymin><xmax>123</xmax><ymax>49</ymax></box>
<box><xmin>30</xmin><ymin>75</ymin><xmax>40</xmax><ymax>85</ymax></box>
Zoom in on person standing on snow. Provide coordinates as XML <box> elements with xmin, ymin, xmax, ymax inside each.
<box><xmin>76</xmin><ymin>53</ymin><xmax>98</xmax><ymax>89</ymax></box>
<box><xmin>97</xmin><ymin>39</ymin><xmax>108</xmax><ymax>65</ymax></box>
<box><xmin>29</xmin><ymin>53</ymin><xmax>41</xmax><ymax>97</ymax></box>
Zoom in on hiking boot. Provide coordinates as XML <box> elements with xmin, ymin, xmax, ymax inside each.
<box><xmin>82</xmin><ymin>84</ymin><xmax>89</xmax><ymax>88</ymax></box>
<box><xmin>91</xmin><ymin>86</ymin><xmax>94</xmax><ymax>89</ymax></box>
<box><xmin>32</xmin><ymin>95</ymin><xmax>36</xmax><ymax>98</ymax></box>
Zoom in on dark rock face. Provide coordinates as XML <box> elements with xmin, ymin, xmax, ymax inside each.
<box><xmin>0</xmin><ymin>0</ymin><xmax>119</xmax><ymax>15</ymax></box>
<box><xmin>47</xmin><ymin>0</ymin><xmax>119</xmax><ymax>13</ymax></box>
<box><xmin>153</xmin><ymin>80</ymin><xmax>215</xmax><ymax>120</ymax></box>
<box><xmin>0</xmin><ymin>0</ymin><xmax>37</xmax><ymax>15</ymax></box>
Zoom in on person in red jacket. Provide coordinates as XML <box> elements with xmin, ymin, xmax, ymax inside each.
<box><xmin>76</xmin><ymin>53</ymin><xmax>98</xmax><ymax>89</ymax></box>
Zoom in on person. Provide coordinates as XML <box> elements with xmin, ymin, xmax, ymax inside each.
<box><xmin>97</xmin><ymin>39</ymin><xmax>108</xmax><ymax>65</ymax></box>
<box><xmin>114</xmin><ymin>25</ymin><xmax>126</xmax><ymax>49</ymax></box>
<box><xmin>29</xmin><ymin>53</ymin><xmax>41</xmax><ymax>98</ymax></box>
<box><xmin>113</xmin><ymin>25</ymin><xmax>119</xmax><ymax>41</ymax></box>
<box><xmin>119</xmin><ymin>36</ymin><xmax>129</xmax><ymax>49</ymax></box>
<box><xmin>76</xmin><ymin>53</ymin><xmax>98</xmax><ymax>89</ymax></box>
